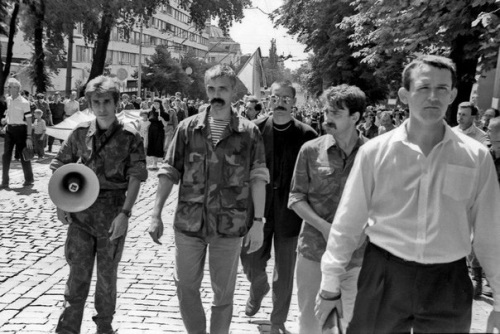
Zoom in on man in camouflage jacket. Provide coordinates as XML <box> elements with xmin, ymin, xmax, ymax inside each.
<box><xmin>51</xmin><ymin>76</ymin><xmax>147</xmax><ymax>334</ymax></box>
<box><xmin>148</xmin><ymin>64</ymin><xmax>269</xmax><ymax>334</ymax></box>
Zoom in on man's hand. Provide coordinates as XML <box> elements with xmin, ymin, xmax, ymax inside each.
<box><xmin>148</xmin><ymin>216</ymin><xmax>164</xmax><ymax>245</ymax></box>
<box><xmin>315</xmin><ymin>290</ymin><xmax>343</xmax><ymax>329</ymax></box>
<box><xmin>109</xmin><ymin>213</ymin><xmax>129</xmax><ymax>240</ymax></box>
<box><xmin>244</xmin><ymin>220</ymin><xmax>264</xmax><ymax>253</ymax></box>
<box><xmin>56</xmin><ymin>207</ymin><xmax>72</xmax><ymax>225</ymax></box>
<box><xmin>487</xmin><ymin>310</ymin><xmax>500</xmax><ymax>333</ymax></box>
<box><xmin>318</xmin><ymin>219</ymin><xmax>331</xmax><ymax>242</ymax></box>
<box><xmin>26</xmin><ymin>137</ymin><xmax>33</xmax><ymax>149</ymax></box>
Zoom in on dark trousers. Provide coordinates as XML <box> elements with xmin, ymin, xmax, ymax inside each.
<box><xmin>347</xmin><ymin>242</ymin><xmax>472</xmax><ymax>334</ymax></box>
<box><xmin>56</xmin><ymin>193</ymin><xmax>126</xmax><ymax>334</ymax></box>
<box><xmin>2</xmin><ymin>125</ymin><xmax>33</xmax><ymax>184</ymax></box>
<box><xmin>240</xmin><ymin>223</ymin><xmax>298</xmax><ymax>325</ymax></box>
<box><xmin>48</xmin><ymin>118</ymin><xmax>63</xmax><ymax>151</ymax></box>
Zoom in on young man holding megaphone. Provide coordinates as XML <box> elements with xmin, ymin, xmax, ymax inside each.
<box><xmin>50</xmin><ymin>75</ymin><xmax>148</xmax><ymax>334</ymax></box>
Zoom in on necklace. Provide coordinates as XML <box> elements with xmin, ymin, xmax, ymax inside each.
<box><xmin>273</xmin><ymin>123</ymin><xmax>292</xmax><ymax>132</ymax></box>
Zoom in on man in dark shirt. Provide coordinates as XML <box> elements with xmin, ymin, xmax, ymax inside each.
<box><xmin>241</xmin><ymin>80</ymin><xmax>317</xmax><ymax>334</ymax></box>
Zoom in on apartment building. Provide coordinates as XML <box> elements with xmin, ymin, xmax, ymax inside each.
<box><xmin>1</xmin><ymin>0</ymin><xmax>209</xmax><ymax>95</ymax></box>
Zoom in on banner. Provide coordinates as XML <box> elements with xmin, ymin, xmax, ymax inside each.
<box><xmin>237</xmin><ymin>48</ymin><xmax>266</xmax><ymax>99</ymax></box>
<box><xmin>46</xmin><ymin>109</ymin><xmax>142</xmax><ymax>141</ymax></box>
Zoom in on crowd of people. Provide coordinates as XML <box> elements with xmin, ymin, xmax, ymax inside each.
<box><xmin>1</xmin><ymin>55</ymin><xmax>500</xmax><ymax>334</ymax></box>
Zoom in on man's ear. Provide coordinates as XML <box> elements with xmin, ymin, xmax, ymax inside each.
<box><xmin>352</xmin><ymin>111</ymin><xmax>360</xmax><ymax>123</ymax></box>
<box><xmin>398</xmin><ymin>87</ymin><xmax>409</xmax><ymax>105</ymax></box>
<box><xmin>449</xmin><ymin>87</ymin><xmax>458</xmax><ymax>105</ymax></box>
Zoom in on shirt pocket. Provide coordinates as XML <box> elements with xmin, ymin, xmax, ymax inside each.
<box><xmin>313</xmin><ymin>166</ymin><xmax>337</xmax><ymax>194</ymax></box>
<box><xmin>223</xmin><ymin>153</ymin><xmax>248</xmax><ymax>186</ymax></box>
<box><xmin>442</xmin><ymin>164</ymin><xmax>475</xmax><ymax>201</ymax></box>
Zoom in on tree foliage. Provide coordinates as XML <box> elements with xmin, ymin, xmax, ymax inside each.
<box><xmin>275</xmin><ymin>0</ymin><xmax>500</xmax><ymax>118</ymax></box>
<box><xmin>273</xmin><ymin>0</ymin><xmax>388</xmax><ymax>103</ymax></box>
<box><xmin>141</xmin><ymin>45</ymin><xmax>191</xmax><ymax>96</ymax></box>
<box><xmin>181</xmin><ymin>50</ymin><xmax>211</xmax><ymax>99</ymax></box>
<box><xmin>0</xmin><ymin>1</ymin><xmax>20</xmax><ymax>96</ymax></box>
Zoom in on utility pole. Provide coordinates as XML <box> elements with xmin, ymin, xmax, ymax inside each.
<box><xmin>137</xmin><ymin>21</ymin><xmax>143</xmax><ymax>98</ymax></box>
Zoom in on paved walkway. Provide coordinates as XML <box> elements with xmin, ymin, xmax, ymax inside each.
<box><xmin>0</xmin><ymin>141</ymin><xmax>494</xmax><ymax>333</ymax></box>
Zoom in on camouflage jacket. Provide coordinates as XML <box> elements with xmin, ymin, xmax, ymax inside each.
<box><xmin>288</xmin><ymin>133</ymin><xmax>367</xmax><ymax>264</ymax></box>
<box><xmin>50</xmin><ymin>119</ymin><xmax>148</xmax><ymax>189</ymax></box>
<box><xmin>158</xmin><ymin>107</ymin><xmax>269</xmax><ymax>238</ymax></box>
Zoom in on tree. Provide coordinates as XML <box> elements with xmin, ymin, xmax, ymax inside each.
<box><xmin>181</xmin><ymin>50</ymin><xmax>210</xmax><ymax>99</ymax></box>
<box><xmin>273</xmin><ymin>0</ymin><xmax>389</xmax><ymax>103</ymax></box>
<box><xmin>141</xmin><ymin>45</ymin><xmax>191</xmax><ymax>96</ymax></box>
<box><xmin>0</xmin><ymin>0</ymin><xmax>20</xmax><ymax>97</ymax></box>
<box><xmin>340</xmin><ymin>0</ymin><xmax>500</xmax><ymax>124</ymax></box>
<box><xmin>84</xmin><ymin>0</ymin><xmax>251</xmax><ymax>86</ymax></box>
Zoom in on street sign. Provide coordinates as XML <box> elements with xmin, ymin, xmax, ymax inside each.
<box><xmin>117</xmin><ymin>68</ymin><xmax>128</xmax><ymax>81</ymax></box>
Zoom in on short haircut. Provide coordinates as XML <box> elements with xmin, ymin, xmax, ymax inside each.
<box><xmin>485</xmin><ymin>108</ymin><xmax>500</xmax><ymax>117</ymax></box>
<box><xmin>321</xmin><ymin>84</ymin><xmax>366</xmax><ymax>119</ymax></box>
<box><xmin>271</xmin><ymin>81</ymin><xmax>296</xmax><ymax>98</ymax></box>
<box><xmin>36</xmin><ymin>93</ymin><xmax>45</xmax><ymax>99</ymax></box>
<box><xmin>85</xmin><ymin>75</ymin><xmax>121</xmax><ymax>106</ymax></box>
<box><xmin>204</xmin><ymin>64</ymin><xmax>237</xmax><ymax>88</ymax></box>
<box><xmin>6</xmin><ymin>78</ymin><xmax>21</xmax><ymax>88</ymax></box>
<box><xmin>458</xmin><ymin>101</ymin><xmax>479</xmax><ymax>116</ymax></box>
<box><xmin>402</xmin><ymin>55</ymin><xmax>457</xmax><ymax>90</ymax></box>
<box><xmin>34</xmin><ymin>108</ymin><xmax>43</xmax><ymax>114</ymax></box>
<box><xmin>121</xmin><ymin>93</ymin><xmax>129</xmax><ymax>99</ymax></box>
<box><xmin>489</xmin><ymin>117</ymin><xmax>500</xmax><ymax>135</ymax></box>
<box><xmin>246</xmin><ymin>95</ymin><xmax>259</xmax><ymax>104</ymax></box>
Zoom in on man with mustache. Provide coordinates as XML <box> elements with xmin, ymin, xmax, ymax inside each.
<box><xmin>289</xmin><ymin>84</ymin><xmax>368</xmax><ymax>333</ymax></box>
<box><xmin>315</xmin><ymin>55</ymin><xmax>500</xmax><ymax>333</ymax></box>
<box><xmin>240</xmin><ymin>80</ymin><xmax>317</xmax><ymax>334</ymax></box>
<box><xmin>148</xmin><ymin>64</ymin><xmax>269</xmax><ymax>334</ymax></box>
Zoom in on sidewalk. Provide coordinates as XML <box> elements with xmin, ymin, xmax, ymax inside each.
<box><xmin>0</xmin><ymin>145</ymin><xmax>494</xmax><ymax>333</ymax></box>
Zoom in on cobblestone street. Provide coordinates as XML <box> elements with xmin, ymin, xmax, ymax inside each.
<box><xmin>0</xmin><ymin>140</ymin><xmax>494</xmax><ymax>333</ymax></box>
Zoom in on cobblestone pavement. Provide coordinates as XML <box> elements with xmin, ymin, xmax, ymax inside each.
<box><xmin>0</xmin><ymin>140</ymin><xmax>494</xmax><ymax>333</ymax></box>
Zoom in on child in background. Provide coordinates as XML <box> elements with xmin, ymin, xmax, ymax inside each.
<box><xmin>32</xmin><ymin>109</ymin><xmax>46</xmax><ymax>160</ymax></box>
<box><xmin>139</xmin><ymin>110</ymin><xmax>150</xmax><ymax>150</ymax></box>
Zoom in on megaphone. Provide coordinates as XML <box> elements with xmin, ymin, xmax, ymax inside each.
<box><xmin>48</xmin><ymin>163</ymin><xmax>100</xmax><ymax>213</ymax></box>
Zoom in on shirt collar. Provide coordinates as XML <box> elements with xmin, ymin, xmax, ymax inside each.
<box><xmin>86</xmin><ymin>118</ymin><xmax>120</xmax><ymax>138</ymax></box>
<box><xmin>389</xmin><ymin>119</ymin><xmax>456</xmax><ymax>146</ymax></box>
<box><xmin>323</xmin><ymin>130</ymin><xmax>367</xmax><ymax>151</ymax></box>
<box><xmin>194</xmin><ymin>106</ymin><xmax>243</xmax><ymax>133</ymax></box>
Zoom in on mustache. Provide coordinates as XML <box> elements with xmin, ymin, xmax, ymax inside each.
<box><xmin>210</xmin><ymin>98</ymin><xmax>225</xmax><ymax>105</ymax></box>
<box><xmin>274</xmin><ymin>106</ymin><xmax>287</xmax><ymax>112</ymax></box>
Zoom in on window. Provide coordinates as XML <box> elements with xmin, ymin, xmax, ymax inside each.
<box><xmin>75</xmin><ymin>46</ymin><xmax>93</xmax><ymax>63</ymax></box>
<box><xmin>121</xmin><ymin>52</ymin><xmax>130</xmax><ymax>65</ymax></box>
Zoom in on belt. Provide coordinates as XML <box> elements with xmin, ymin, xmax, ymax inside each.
<box><xmin>369</xmin><ymin>242</ymin><xmax>464</xmax><ymax>268</ymax></box>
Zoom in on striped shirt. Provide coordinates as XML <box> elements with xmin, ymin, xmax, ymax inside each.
<box><xmin>208</xmin><ymin>115</ymin><xmax>230</xmax><ymax>147</ymax></box>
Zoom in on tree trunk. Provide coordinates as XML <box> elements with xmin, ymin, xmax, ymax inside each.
<box><xmin>0</xmin><ymin>3</ymin><xmax>20</xmax><ymax>96</ymax></box>
<box><xmin>31</xmin><ymin>0</ymin><xmax>48</xmax><ymax>93</ymax></box>
<box><xmin>86</xmin><ymin>9</ymin><xmax>115</xmax><ymax>88</ymax></box>
<box><xmin>65</xmin><ymin>27</ymin><xmax>74</xmax><ymax>96</ymax></box>
<box><xmin>446</xmin><ymin>35</ymin><xmax>479</xmax><ymax>126</ymax></box>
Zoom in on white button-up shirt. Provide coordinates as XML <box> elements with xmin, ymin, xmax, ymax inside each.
<box><xmin>6</xmin><ymin>95</ymin><xmax>31</xmax><ymax>124</ymax></box>
<box><xmin>321</xmin><ymin>120</ymin><xmax>500</xmax><ymax>310</ymax></box>
<box><xmin>452</xmin><ymin>123</ymin><xmax>489</xmax><ymax>146</ymax></box>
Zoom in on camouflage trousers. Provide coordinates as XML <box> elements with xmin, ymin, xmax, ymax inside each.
<box><xmin>56</xmin><ymin>190</ymin><xmax>126</xmax><ymax>334</ymax></box>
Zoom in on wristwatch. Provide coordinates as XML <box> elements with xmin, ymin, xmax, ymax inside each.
<box><xmin>253</xmin><ymin>217</ymin><xmax>266</xmax><ymax>224</ymax></box>
<box><xmin>120</xmin><ymin>209</ymin><xmax>132</xmax><ymax>218</ymax></box>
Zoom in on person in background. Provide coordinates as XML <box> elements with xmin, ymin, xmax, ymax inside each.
<box><xmin>64</xmin><ymin>91</ymin><xmax>80</xmax><ymax>118</ymax></box>
<box><xmin>146</xmin><ymin>98</ymin><xmax>169</xmax><ymax>169</ymax></box>
<box><xmin>378</xmin><ymin>110</ymin><xmax>396</xmax><ymax>135</ymax></box>
<box><xmin>1</xmin><ymin>78</ymin><xmax>34</xmax><ymax>188</ymax></box>
<box><xmin>32</xmin><ymin>109</ymin><xmax>47</xmax><ymax>161</ymax></box>
<box><xmin>453</xmin><ymin>101</ymin><xmax>488</xmax><ymax>146</ymax></box>
<box><xmin>48</xmin><ymin>92</ymin><xmax>66</xmax><ymax>152</ymax></box>
<box><xmin>358</xmin><ymin>110</ymin><xmax>378</xmax><ymax>139</ymax></box>
<box><xmin>482</xmin><ymin>108</ymin><xmax>500</xmax><ymax>132</ymax></box>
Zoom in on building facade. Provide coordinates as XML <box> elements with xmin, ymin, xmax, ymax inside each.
<box><xmin>1</xmin><ymin>0</ymin><xmax>209</xmax><ymax>96</ymax></box>
<box><xmin>205</xmin><ymin>24</ymin><xmax>242</xmax><ymax>68</ymax></box>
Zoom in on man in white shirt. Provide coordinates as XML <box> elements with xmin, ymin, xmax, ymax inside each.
<box><xmin>453</xmin><ymin>101</ymin><xmax>488</xmax><ymax>145</ymax></box>
<box><xmin>64</xmin><ymin>90</ymin><xmax>80</xmax><ymax>118</ymax></box>
<box><xmin>1</xmin><ymin>78</ymin><xmax>34</xmax><ymax>188</ymax></box>
<box><xmin>315</xmin><ymin>55</ymin><xmax>500</xmax><ymax>333</ymax></box>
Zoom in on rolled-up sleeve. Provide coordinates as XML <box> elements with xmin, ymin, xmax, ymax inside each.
<box><xmin>50</xmin><ymin>131</ymin><xmax>78</xmax><ymax>171</ymax></box>
<box><xmin>288</xmin><ymin>145</ymin><xmax>310</xmax><ymax>209</ymax></box>
<box><xmin>126</xmin><ymin>134</ymin><xmax>148</xmax><ymax>182</ymax></box>
<box><xmin>158</xmin><ymin>124</ymin><xmax>184</xmax><ymax>184</ymax></box>
<box><xmin>249</xmin><ymin>127</ymin><xmax>269</xmax><ymax>184</ymax></box>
